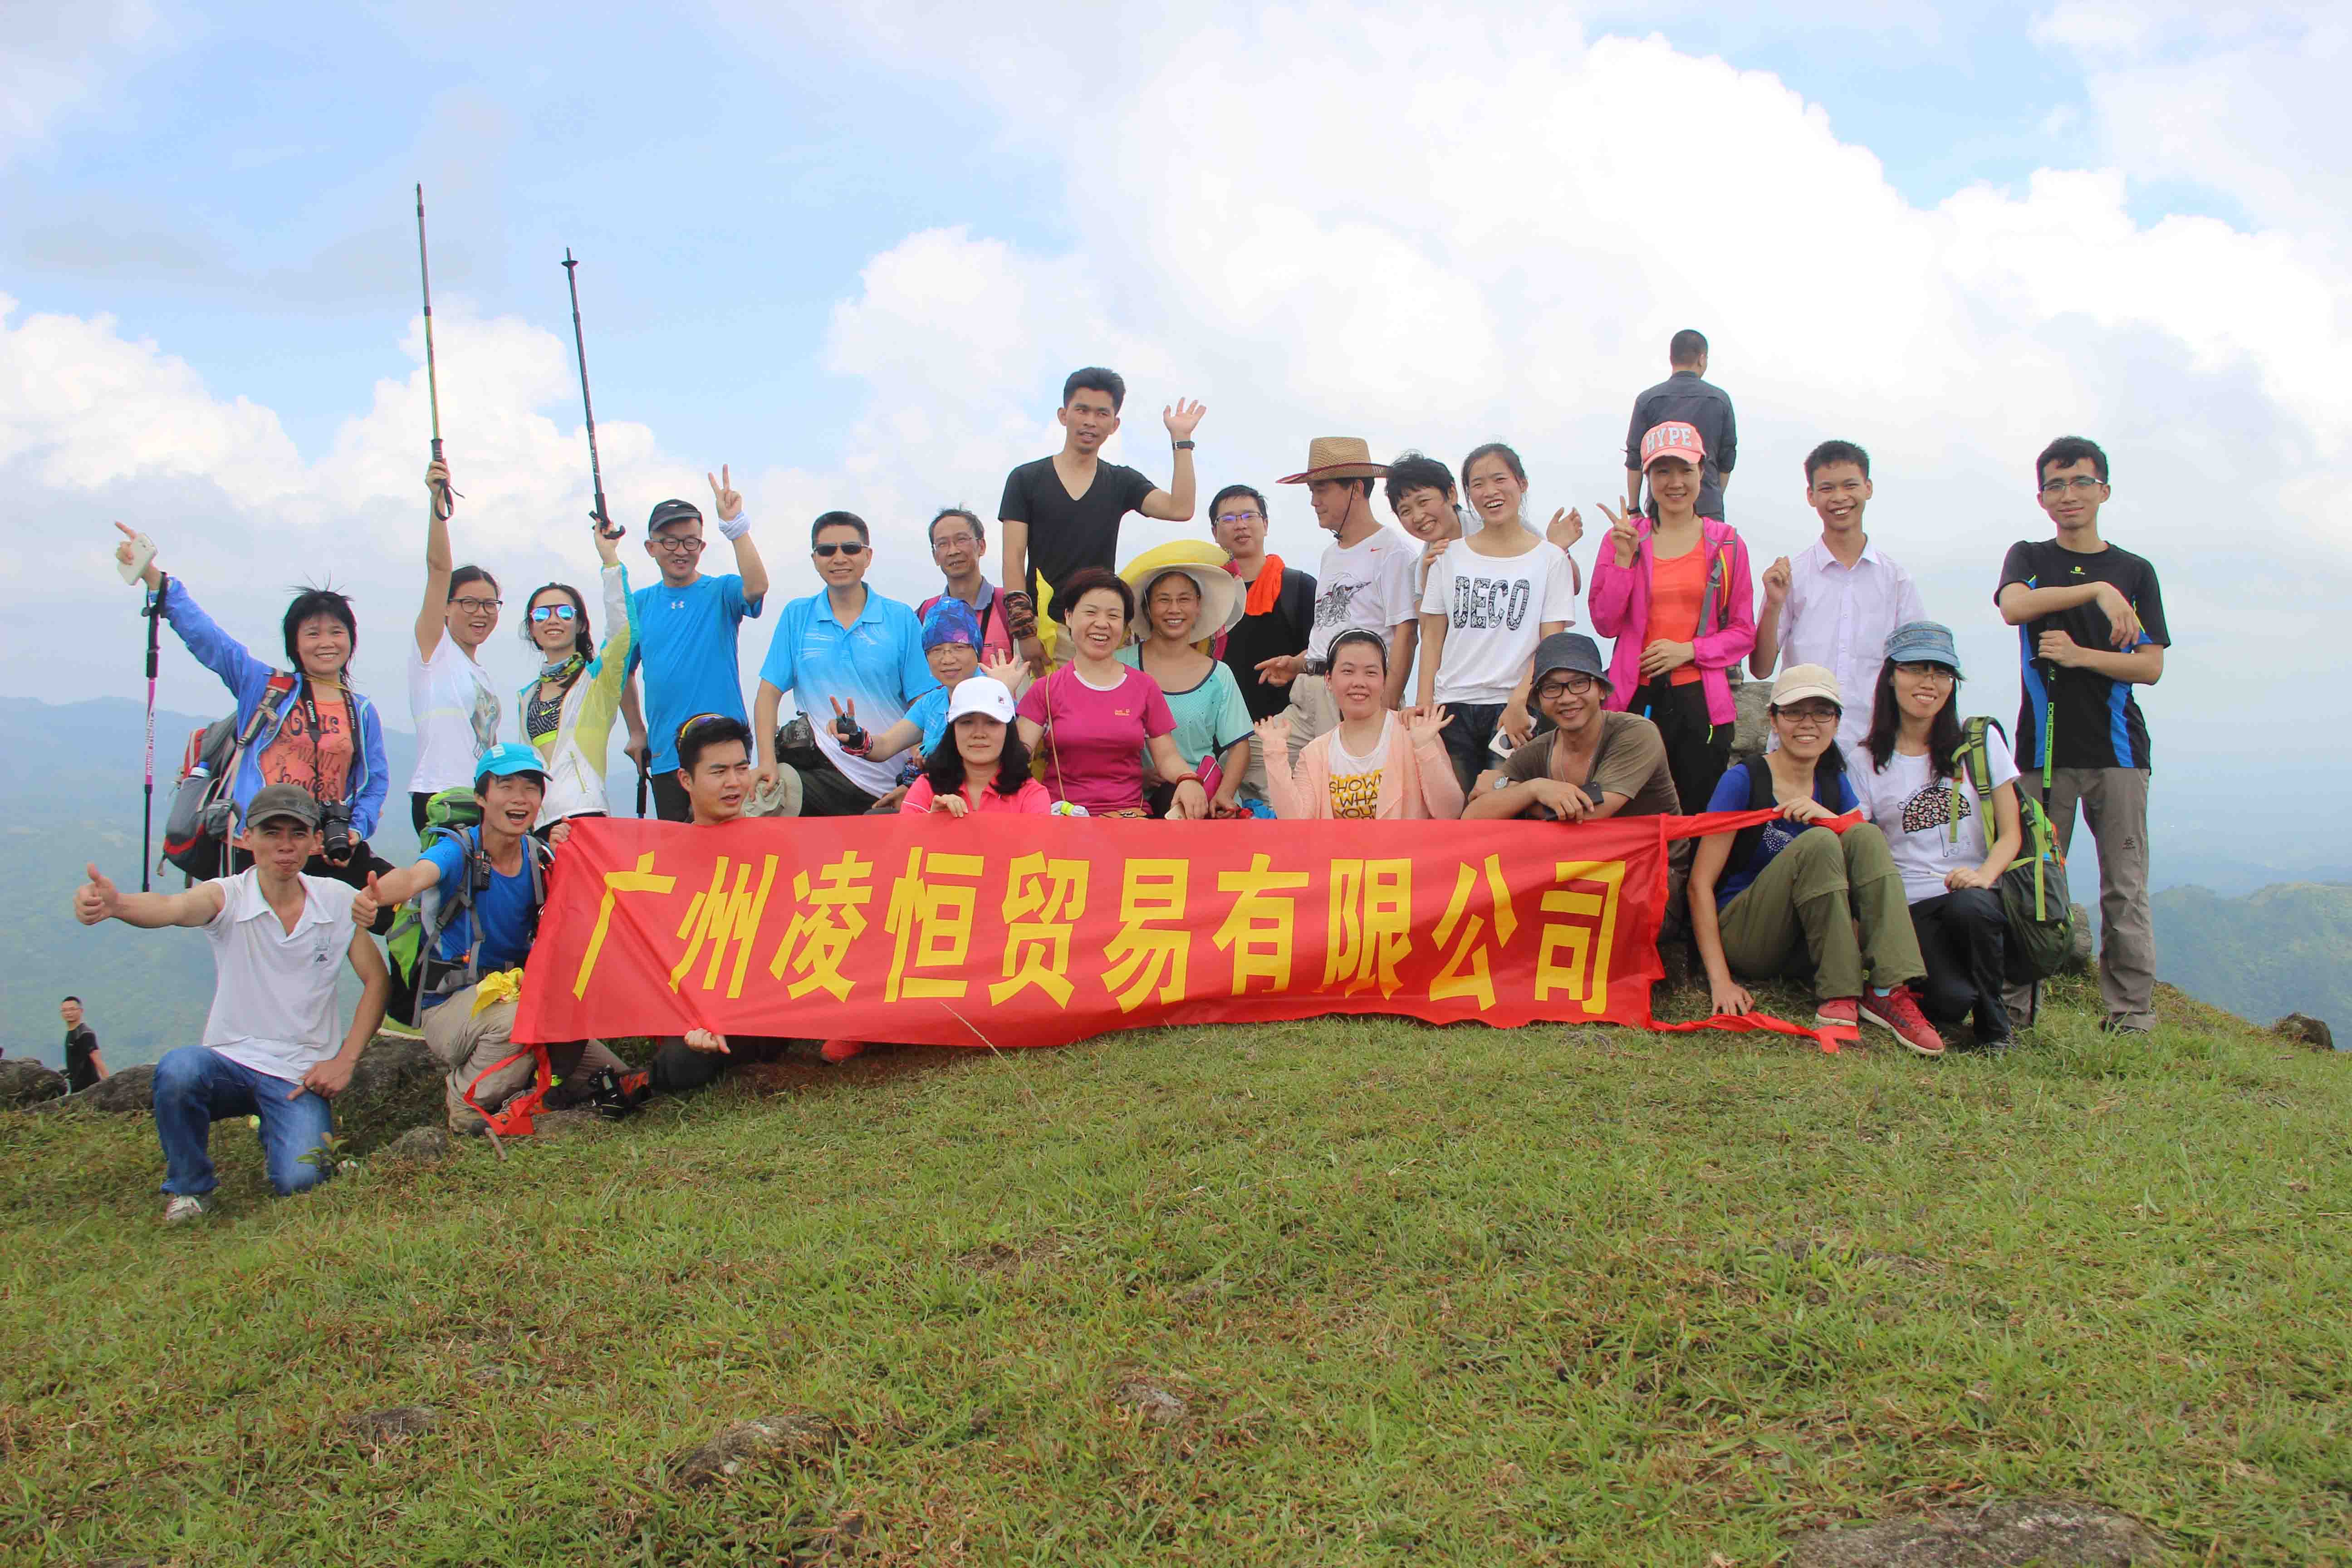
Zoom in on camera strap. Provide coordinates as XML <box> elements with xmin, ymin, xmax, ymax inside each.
<box><xmin>294</xmin><ymin>681</ymin><xmax>358</xmax><ymax>805</ymax></box>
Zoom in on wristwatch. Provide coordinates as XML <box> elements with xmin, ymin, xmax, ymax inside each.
<box><xmin>1172</xmin><ymin>439</ymin><xmax>1196</xmax><ymax>450</ymax></box>
<box><xmin>1299</xmin><ymin>657</ymin><xmax>1330</xmax><ymax>677</ymax></box>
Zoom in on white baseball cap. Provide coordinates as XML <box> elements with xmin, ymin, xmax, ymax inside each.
<box><xmin>946</xmin><ymin>676</ymin><xmax>1017</xmax><ymax>725</ymax></box>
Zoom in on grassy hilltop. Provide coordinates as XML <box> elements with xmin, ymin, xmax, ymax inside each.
<box><xmin>2</xmin><ymin>975</ymin><xmax>2347</xmax><ymax>1566</ymax></box>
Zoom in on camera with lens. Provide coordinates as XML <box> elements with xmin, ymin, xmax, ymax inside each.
<box><xmin>320</xmin><ymin>801</ymin><xmax>355</xmax><ymax>863</ymax></box>
<box><xmin>583</xmin><ymin>1065</ymin><xmax>651</xmax><ymax>1121</ymax></box>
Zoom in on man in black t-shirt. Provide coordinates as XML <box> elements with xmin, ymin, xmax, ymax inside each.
<box><xmin>998</xmin><ymin>366</ymin><xmax>1206</xmax><ymax>670</ymax></box>
<box><xmin>1208</xmin><ymin>483</ymin><xmax>1316</xmax><ymax>803</ymax></box>
<box><xmin>1996</xmin><ymin>435</ymin><xmax>2169</xmax><ymax>1034</ymax></box>
<box><xmin>61</xmin><ymin>995</ymin><xmax>109</xmax><ymax>1092</ymax></box>
<box><xmin>1625</xmin><ymin>329</ymin><xmax>1736</xmax><ymax>519</ymax></box>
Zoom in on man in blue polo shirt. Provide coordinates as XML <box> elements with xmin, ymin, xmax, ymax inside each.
<box><xmin>751</xmin><ymin>511</ymin><xmax>938</xmax><ymax>816</ymax></box>
<box><xmin>620</xmin><ymin>468</ymin><xmax>770</xmax><ymax>822</ymax></box>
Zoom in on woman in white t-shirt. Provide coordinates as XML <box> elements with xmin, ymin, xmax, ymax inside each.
<box><xmin>1414</xmin><ymin>442</ymin><xmax>1582</xmax><ymax>794</ymax></box>
<box><xmin>1856</xmin><ymin>621</ymin><xmax>2024</xmax><ymax>1050</ymax></box>
<box><xmin>407</xmin><ymin>457</ymin><xmax>505</xmax><ymax>830</ymax></box>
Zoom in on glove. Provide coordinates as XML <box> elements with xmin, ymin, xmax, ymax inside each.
<box><xmin>1004</xmin><ymin>590</ymin><xmax>1039</xmax><ymax>640</ymax></box>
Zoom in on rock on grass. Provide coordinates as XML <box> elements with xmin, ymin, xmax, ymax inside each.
<box><xmin>0</xmin><ymin>1059</ymin><xmax>66</xmax><ymax>1107</ymax></box>
<box><xmin>2274</xmin><ymin>1013</ymin><xmax>2336</xmax><ymax>1051</ymax></box>
<box><xmin>1789</xmin><ymin>1499</ymin><xmax>2164</xmax><ymax>1566</ymax></box>
<box><xmin>345</xmin><ymin>1405</ymin><xmax>440</xmax><ymax>1443</ymax></box>
<box><xmin>674</xmin><ymin>1412</ymin><xmax>843</xmax><ymax>1489</ymax></box>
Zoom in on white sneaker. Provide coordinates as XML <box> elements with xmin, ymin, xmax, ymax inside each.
<box><xmin>162</xmin><ymin>1194</ymin><xmax>210</xmax><ymax>1226</ymax></box>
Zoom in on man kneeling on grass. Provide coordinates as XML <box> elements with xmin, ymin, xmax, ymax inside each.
<box><xmin>72</xmin><ymin>784</ymin><xmax>388</xmax><ymax>1224</ymax></box>
<box><xmin>356</xmin><ymin>743</ymin><xmax>633</xmax><ymax>1133</ymax></box>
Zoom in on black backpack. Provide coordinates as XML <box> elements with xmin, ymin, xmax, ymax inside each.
<box><xmin>1951</xmin><ymin>717</ymin><xmax>2075</xmax><ymax>981</ymax></box>
<box><xmin>1724</xmin><ymin>751</ymin><xmax>1847</xmax><ymax>877</ymax></box>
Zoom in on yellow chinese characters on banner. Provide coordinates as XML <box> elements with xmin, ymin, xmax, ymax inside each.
<box><xmin>1102</xmin><ymin>859</ymin><xmax>1190</xmax><ymax>1012</ymax></box>
<box><xmin>769</xmin><ymin>852</ymin><xmax>876</xmax><ymax>1001</ymax></box>
<box><xmin>1536</xmin><ymin>860</ymin><xmax>1626</xmax><ymax>1014</ymax></box>
<box><xmin>993</xmin><ymin>854</ymin><xmax>1089</xmax><ymax>1007</ymax></box>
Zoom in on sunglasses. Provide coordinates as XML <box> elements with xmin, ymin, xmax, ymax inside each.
<box><xmin>814</xmin><ymin>542</ymin><xmax>867</xmax><ymax>559</ymax></box>
<box><xmin>529</xmin><ymin>604</ymin><xmax>578</xmax><ymax>624</ymax></box>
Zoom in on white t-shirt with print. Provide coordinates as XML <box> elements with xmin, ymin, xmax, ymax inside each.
<box><xmin>1308</xmin><ymin>529</ymin><xmax>1419</xmax><ymax>662</ymax></box>
<box><xmin>1856</xmin><ymin>727</ymin><xmax>2021</xmax><ymax>903</ymax></box>
<box><xmin>1417</xmin><ymin>538</ymin><xmax>1578</xmax><ymax>706</ymax></box>
<box><xmin>407</xmin><ymin>633</ymin><xmax>502</xmax><ymax>795</ymax></box>
<box><xmin>201</xmin><ymin>871</ymin><xmax>357</xmax><ymax>1083</ymax></box>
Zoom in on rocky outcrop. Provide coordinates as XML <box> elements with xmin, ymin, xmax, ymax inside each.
<box><xmin>1729</xmin><ymin>677</ymin><xmax>1769</xmax><ymax>764</ymax></box>
<box><xmin>74</xmin><ymin>1062</ymin><xmax>155</xmax><ymax>1113</ymax></box>
<box><xmin>333</xmin><ymin>1035</ymin><xmax>446</xmax><ymax>1155</ymax></box>
<box><xmin>2063</xmin><ymin>904</ymin><xmax>2094</xmax><ymax>975</ymax></box>
<box><xmin>2274</xmin><ymin>1013</ymin><xmax>2336</xmax><ymax>1051</ymax></box>
<box><xmin>0</xmin><ymin>1059</ymin><xmax>66</xmax><ymax>1107</ymax></box>
<box><xmin>1790</xmin><ymin>1499</ymin><xmax>2165</xmax><ymax>1566</ymax></box>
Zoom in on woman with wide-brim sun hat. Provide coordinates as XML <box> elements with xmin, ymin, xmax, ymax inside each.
<box><xmin>1116</xmin><ymin>554</ymin><xmax>1253</xmax><ymax>817</ymax></box>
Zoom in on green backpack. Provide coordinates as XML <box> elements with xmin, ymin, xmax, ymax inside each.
<box><xmin>387</xmin><ymin>788</ymin><xmax>549</xmax><ymax>1025</ymax></box>
<box><xmin>1952</xmin><ymin>717</ymin><xmax>2074</xmax><ymax>982</ymax></box>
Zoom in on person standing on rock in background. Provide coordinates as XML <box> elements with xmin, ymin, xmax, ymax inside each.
<box><xmin>1749</xmin><ymin>440</ymin><xmax>1925</xmax><ymax>761</ymax></box>
<box><xmin>1210</xmin><ymin>484</ymin><xmax>1315</xmax><ymax>806</ymax></box>
<box><xmin>998</xmin><ymin>367</ymin><xmax>1206</xmax><ymax>672</ymax></box>
<box><xmin>408</xmin><ymin>458</ymin><xmax>505</xmax><ymax>833</ymax></box>
<box><xmin>1590</xmin><ymin>421</ymin><xmax>1757</xmax><ymax>820</ymax></box>
<box><xmin>61</xmin><ymin>997</ymin><xmax>109</xmax><ymax>1091</ymax></box>
<box><xmin>1996</xmin><ymin>436</ymin><xmax>2168</xmax><ymax>1035</ymax></box>
<box><xmin>1271</xmin><ymin>438</ymin><xmax>1421</xmax><ymax>770</ymax></box>
<box><xmin>72</xmin><ymin>784</ymin><xmax>389</xmax><ymax>1224</ymax></box>
<box><xmin>1625</xmin><ymin>329</ymin><xmax>1736</xmax><ymax>520</ymax></box>
<box><xmin>620</xmin><ymin>470</ymin><xmax>772</xmax><ymax>824</ymax></box>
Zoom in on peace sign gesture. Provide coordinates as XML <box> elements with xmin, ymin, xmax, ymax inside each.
<box><xmin>1597</xmin><ymin>502</ymin><xmax>1641</xmax><ymax>568</ymax></box>
<box><xmin>828</xmin><ymin>696</ymin><xmax>869</xmax><ymax>754</ymax></box>
<box><xmin>1163</xmin><ymin>398</ymin><xmax>1207</xmax><ymax>441</ymax></box>
<box><xmin>708</xmin><ymin>465</ymin><xmax>743</xmax><ymax>524</ymax></box>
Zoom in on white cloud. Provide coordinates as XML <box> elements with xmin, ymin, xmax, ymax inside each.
<box><xmin>0</xmin><ymin>0</ymin><xmax>163</xmax><ymax>160</ymax></box>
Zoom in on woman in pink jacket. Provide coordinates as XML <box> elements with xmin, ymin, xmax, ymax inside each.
<box><xmin>1589</xmin><ymin>421</ymin><xmax>1757</xmax><ymax>817</ymax></box>
<box><xmin>1258</xmin><ymin>630</ymin><xmax>1464</xmax><ymax>819</ymax></box>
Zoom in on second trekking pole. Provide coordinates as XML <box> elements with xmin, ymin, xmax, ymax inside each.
<box><xmin>139</xmin><ymin>573</ymin><xmax>164</xmax><ymax>891</ymax></box>
<box><xmin>415</xmin><ymin>183</ymin><xmax>455</xmax><ymax>521</ymax></box>
<box><xmin>562</xmin><ymin>249</ymin><xmax>624</xmax><ymax>540</ymax></box>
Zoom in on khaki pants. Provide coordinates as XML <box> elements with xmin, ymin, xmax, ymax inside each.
<box><xmin>1279</xmin><ymin>672</ymin><xmax>1343</xmax><ymax>774</ymax></box>
<box><xmin>2003</xmin><ymin>766</ymin><xmax>2154</xmax><ymax>1030</ymax></box>
<box><xmin>421</xmin><ymin>981</ymin><xmax>624</xmax><ymax>1132</ymax></box>
<box><xmin>1715</xmin><ymin>823</ymin><xmax>1926</xmax><ymax>1000</ymax></box>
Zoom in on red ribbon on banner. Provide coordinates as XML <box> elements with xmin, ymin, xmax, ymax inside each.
<box><xmin>512</xmin><ymin>810</ymin><xmax>1852</xmax><ymax>1052</ymax></box>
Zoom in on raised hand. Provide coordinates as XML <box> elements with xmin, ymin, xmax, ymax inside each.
<box><xmin>1598</xmin><ymin>502</ymin><xmax>1640</xmax><ymax>568</ymax></box>
<box><xmin>980</xmin><ymin>649</ymin><xmax>1025</xmax><ymax>689</ymax></box>
<box><xmin>1401</xmin><ymin>706</ymin><xmax>1453</xmax><ymax>747</ymax></box>
<box><xmin>424</xmin><ymin>457</ymin><xmax>455</xmax><ymax>520</ymax></box>
<box><xmin>1546</xmin><ymin>507</ymin><xmax>1584</xmax><ymax>553</ymax></box>
<box><xmin>1163</xmin><ymin>398</ymin><xmax>1206</xmax><ymax>441</ymax></box>
<box><xmin>593</xmin><ymin>513</ymin><xmax>622</xmax><ymax>565</ymax></box>
<box><xmin>73</xmin><ymin>862</ymin><xmax>122</xmax><ymax>926</ymax></box>
<box><xmin>1254</xmin><ymin>714</ymin><xmax>1292</xmax><ymax>753</ymax></box>
<box><xmin>113</xmin><ymin>521</ymin><xmax>163</xmax><ymax>589</ymax></box>
<box><xmin>1761</xmin><ymin>555</ymin><xmax>1792</xmax><ymax>609</ymax></box>
<box><xmin>708</xmin><ymin>465</ymin><xmax>743</xmax><ymax>523</ymax></box>
<box><xmin>683</xmin><ymin>1027</ymin><xmax>730</xmax><ymax>1056</ymax></box>
<box><xmin>1253</xmin><ymin>653</ymin><xmax>1302</xmax><ymax>688</ymax></box>
<box><xmin>352</xmin><ymin>872</ymin><xmax>383</xmax><ymax>931</ymax></box>
<box><xmin>829</xmin><ymin>696</ymin><xmax>868</xmax><ymax>754</ymax></box>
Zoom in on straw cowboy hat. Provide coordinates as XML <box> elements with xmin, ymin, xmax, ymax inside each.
<box><xmin>1120</xmin><ymin>552</ymin><xmax>1245</xmax><ymax>645</ymax></box>
<box><xmin>1278</xmin><ymin>436</ymin><xmax>1390</xmax><ymax>484</ymax></box>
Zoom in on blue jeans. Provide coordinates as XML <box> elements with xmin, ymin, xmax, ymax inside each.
<box><xmin>153</xmin><ymin>1045</ymin><xmax>335</xmax><ymax>1198</ymax></box>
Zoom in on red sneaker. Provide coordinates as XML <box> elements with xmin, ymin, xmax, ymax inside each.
<box><xmin>818</xmin><ymin>1039</ymin><xmax>868</xmax><ymax>1063</ymax></box>
<box><xmin>1861</xmin><ymin>987</ymin><xmax>1946</xmax><ymax>1057</ymax></box>
<box><xmin>1815</xmin><ymin>997</ymin><xmax>1860</xmax><ymax>1030</ymax></box>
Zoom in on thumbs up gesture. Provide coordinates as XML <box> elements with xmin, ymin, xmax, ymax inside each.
<box><xmin>74</xmin><ymin>863</ymin><xmax>123</xmax><ymax>926</ymax></box>
<box><xmin>353</xmin><ymin>871</ymin><xmax>384</xmax><ymax>931</ymax></box>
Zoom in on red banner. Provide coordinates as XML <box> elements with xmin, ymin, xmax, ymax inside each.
<box><xmin>512</xmin><ymin>814</ymin><xmax>1749</xmax><ymax>1048</ymax></box>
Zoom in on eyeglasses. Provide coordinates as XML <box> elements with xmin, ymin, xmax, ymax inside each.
<box><xmin>814</xmin><ymin>542</ymin><xmax>867</xmax><ymax>558</ymax></box>
<box><xmin>451</xmin><ymin>596</ymin><xmax>502</xmax><ymax>614</ymax></box>
<box><xmin>1777</xmin><ymin>705</ymin><xmax>1840</xmax><ymax>726</ymax></box>
<box><xmin>1536</xmin><ymin>675</ymin><xmax>1598</xmax><ymax>700</ymax></box>
<box><xmin>529</xmin><ymin>604</ymin><xmax>578</xmax><ymax>624</ymax></box>
<box><xmin>1214</xmin><ymin>510</ymin><xmax>1264</xmax><ymax>527</ymax></box>
<box><xmin>931</xmin><ymin>533</ymin><xmax>979</xmax><ymax>552</ymax></box>
<box><xmin>2039</xmin><ymin>476</ymin><xmax>2106</xmax><ymax>495</ymax></box>
<box><xmin>1894</xmin><ymin>661</ymin><xmax>1955</xmax><ymax>682</ymax></box>
<box><xmin>652</xmin><ymin>535</ymin><xmax>706</xmax><ymax>554</ymax></box>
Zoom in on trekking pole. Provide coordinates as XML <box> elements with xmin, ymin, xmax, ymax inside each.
<box><xmin>561</xmin><ymin>249</ymin><xmax>624</xmax><ymax>540</ymax></box>
<box><xmin>415</xmin><ymin>184</ymin><xmax>454</xmax><ymax>522</ymax></box>
<box><xmin>139</xmin><ymin>573</ymin><xmax>165</xmax><ymax>892</ymax></box>
<box><xmin>634</xmin><ymin>760</ymin><xmax>649</xmax><ymax>818</ymax></box>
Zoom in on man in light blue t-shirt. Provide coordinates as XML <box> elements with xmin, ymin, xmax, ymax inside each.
<box><xmin>621</xmin><ymin>467</ymin><xmax>770</xmax><ymax>822</ymax></box>
<box><xmin>751</xmin><ymin>511</ymin><xmax>938</xmax><ymax>817</ymax></box>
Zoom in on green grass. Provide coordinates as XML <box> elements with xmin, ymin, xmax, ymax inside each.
<box><xmin>4</xmin><ymin>977</ymin><xmax>2349</xmax><ymax>1566</ymax></box>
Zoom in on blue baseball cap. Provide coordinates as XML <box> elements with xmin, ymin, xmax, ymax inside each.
<box><xmin>474</xmin><ymin>742</ymin><xmax>550</xmax><ymax>784</ymax></box>
<box><xmin>921</xmin><ymin>597</ymin><xmax>981</xmax><ymax>652</ymax></box>
<box><xmin>1884</xmin><ymin>621</ymin><xmax>1964</xmax><ymax>677</ymax></box>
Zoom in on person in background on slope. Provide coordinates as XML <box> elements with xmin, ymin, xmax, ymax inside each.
<box><xmin>1270</xmin><ymin>438</ymin><xmax>1420</xmax><ymax>768</ymax></box>
<box><xmin>1119</xmin><ymin>560</ymin><xmax>1253</xmax><ymax>818</ymax></box>
<box><xmin>1015</xmin><ymin>568</ymin><xmax>1209</xmax><ymax>819</ymax></box>
<box><xmin>355</xmin><ymin>745</ymin><xmax>629</xmax><ymax>1133</ymax></box>
<box><xmin>72</xmin><ymin>784</ymin><xmax>389</xmax><ymax>1223</ymax></box>
<box><xmin>752</xmin><ymin>511</ymin><xmax>938</xmax><ymax>818</ymax></box>
<box><xmin>1259</xmin><ymin>630</ymin><xmax>1461</xmax><ymax>821</ymax></box>
<box><xmin>1590</xmin><ymin>421</ymin><xmax>1757</xmax><ymax>823</ymax></box>
<box><xmin>409</xmin><ymin>457</ymin><xmax>504</xmax><ymax>831</ymax></box>
<box><xmin>1996</xmin><ymin>435</ymin><xmax>2168</xmax><ymax>1035</ymax></box>
<box><xmin>61</xmin><ymin>996</ymin><xmax>110</xmax><ymax>1091</ymax></box>
<box><xmin>515</xmin><ymin>516</ymin><xmax>634</xmax><ymax>833</ymax></box>
<box><xmin>1856</xmin><ymin>622</ymin><xmax>2021</xmax><ymax>1053</ymax></box>
<box><xmin>917</xmin><ymin>508</ymin><xmax>1016</xmax><ymax>665</ymax></box>
<box><xmin>1415</xmin><ymin>441</ymin><xmax>1582</xmax><ymax>793</ymax></box>
<box><xmin>1209</xmin><ymin>483</ymin><xmax>1315</xmax><ymax>806</ymax></box>
<box><xmin>649</xmin><ymin>715</ymin><xmax>808</xmax><ymax>1086</ymax></box>
<box><xmin>1686</xmin><ymin>666</ymin><xmax>1945</xmax><ymax>1057</ymax></box>
<box><xmin>833</xmin><ymin>598</ymin><xmax>1029</xmax><ymax>811</ymax></box>
<box><xmin>620</xmin><ymin>469</ymin><xmax>771</xmax><ymax>823</ymax></box>
<box><xmin>116</xmin><ymin>526</ymin><xmax>395</xmax><ymax>909</ymax></box>
<box><xmin>1625</xmin><ymin>328</ymin><xmax>1736</xmax><ymax>520</ymax></box>
<box><xmin>999</xmin><ymin>367</ymin><xmax>1206</xmax><ymax>672</ymax></box>
<box><xmin>1749</xmin><ymin>440</ymin><xmax>1926</xmax><ymax>761</ymax></box>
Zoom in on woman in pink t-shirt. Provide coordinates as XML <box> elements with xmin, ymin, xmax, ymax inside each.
<box><xmin>1014</xmin><ymin>569</ymin><xmax>1212</xmax><ymax>818</ymax></box>
<box><xmin>900</xmin><ymin>677</ymin><xmax>1051</xmax><ymax>816</ymax></box>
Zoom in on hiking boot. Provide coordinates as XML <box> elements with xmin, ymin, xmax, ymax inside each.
<box><xmin>162</xmin><ymin>1194</ymin><xmax>210</xmax><ymax>1226</ymax></box>
<box><xmin>1975</xmin><ymin>1034</ymin><xmax>2015</xmax><ymax>1056</ymax></box>
<box><xmin>1862</xmin><ymin>987</ymin><xmax>1946</xmax><ymax>1057</ymax></box>
<box><xmin>1815</xmin><ymin>997</ymin><xmax>1860</xmax><ymax>1031</ymax></box>
<box><xmin>818</xmin><ymin>1038</ymin><xmax>867</xmax><ymax>1063</ymax></box>
<box><xmin>2097</xmin><ymin>1015</ymin><xmax>2151</xmax><ymax>1035</ymax></box>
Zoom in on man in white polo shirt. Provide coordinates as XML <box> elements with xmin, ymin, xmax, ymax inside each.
<box><xmin>1750</xmin><ymin>439</ymin><xmax>1925</xmax><ymax>757</ymax></box>
<box><xmin>71</xmin><ymin>784</ymin><xmax>389</xmax><ymax>1224</ymax></box>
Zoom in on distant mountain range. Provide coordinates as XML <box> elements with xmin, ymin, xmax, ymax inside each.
<box><xmin>1</xmin><ymin>698</ymin><xmax>2337</xmax><ymax>1066</ymax></box>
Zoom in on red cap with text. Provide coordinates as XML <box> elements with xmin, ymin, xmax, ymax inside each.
<box><xmin>1639</xmin><ymin>421</ymin><xmax>1707</xmax><ymax>470</ymax></box>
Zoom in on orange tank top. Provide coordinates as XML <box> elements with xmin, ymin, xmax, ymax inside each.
<box><xmin>1648</xmin><ymin>543</ymin><xmax>1707</xmax><ymax>686</ymax></box>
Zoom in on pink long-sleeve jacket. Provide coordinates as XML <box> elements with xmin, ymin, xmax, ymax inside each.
<box><xmin>1588</xmin><ymin>516</ymin><xmax>1756</xmax><ymax>726</ymax></box>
